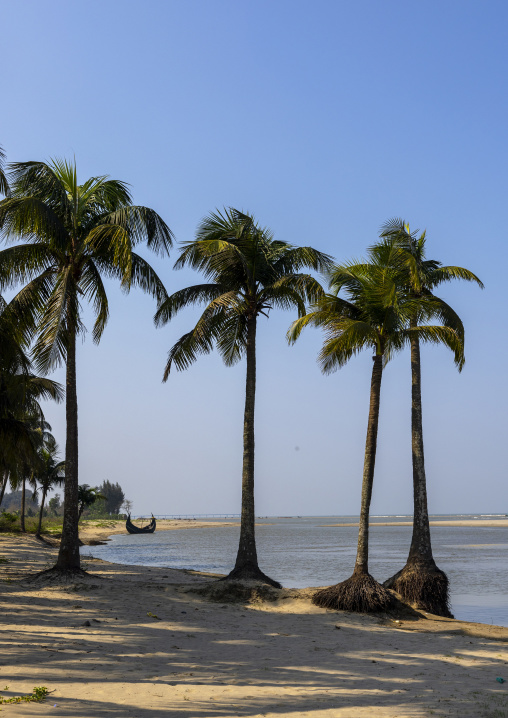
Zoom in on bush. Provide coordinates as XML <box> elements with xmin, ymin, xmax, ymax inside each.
<box><xmin>0</xmin><ymin>511</ymin><xmax>18</xmax><ymax>531</ymax></box>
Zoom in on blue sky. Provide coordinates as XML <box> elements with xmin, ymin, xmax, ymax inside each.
<box><xmin>2</xmin><ymin>0</ymin><xmax>506</xmax><ymax>515</ymax></box>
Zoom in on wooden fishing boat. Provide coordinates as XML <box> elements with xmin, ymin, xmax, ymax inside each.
<box><xmin>126</xmin><ymin>514</ymin><xmax>156</xmax><ymax>534</ymax></box>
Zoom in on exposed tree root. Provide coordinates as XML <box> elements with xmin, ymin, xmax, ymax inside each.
<box><xmin>383</xmin><ymin>561</ymin><xmax>453</xmax><ymax>618</ymax></box>
<box><xmin>220</xmin><ymin>562</ymin><xmax>282</xmax><ymax>589</ymax></box>
<box><xmin>313</xmin><ymin>571</ymin><xmax>394</xmax><ymax>613</ymax></box>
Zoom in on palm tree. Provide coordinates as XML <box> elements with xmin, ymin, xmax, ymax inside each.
<box><xmin>8</xmin><ymin>416</ymin><xmax>52</xmax><ymax>533</ymax></box>
<box><xmin>34</xmin><ymin>434</ymin><xmax>65</xmax><ymax>537</ymax></box>
<box><xmin>288</xmin><ymin>248</ymin><xmax>465</xmax><ymax>612</ymax></box>
<box><xmin>0</xmin><ymin>159</ymin><xmax>173</xmax><ymax>573</ymax></box>
<box><xmin>377</xmin><ymin>219</ymin><xmax>483</xmax><ymax>616</ymax></box>
<box><xmin>77</xmin><ymin>484</ymin><xmax>104</xmax><ymax>521</ymax></box>
<box><xmin>0</xmin><ymin>294</ymin><xmax>63</xmax><ymax>484</ymax></box>
<box><xmin>156</xmin><ymin>208</ymin><xmax>332</xmax><ymax>586</ymax></box>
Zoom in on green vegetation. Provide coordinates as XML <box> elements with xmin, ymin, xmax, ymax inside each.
<box><xmin>34</xmin><ymin>434</ymin><xmax>65</xmax><ymax>536</ymax></box>
<box><xmin>0</xmin><ymin>686</ymin><xmax>49</xmax><ymax>704</ymax></box>
<box><xmin>77</xmin><ymin>485</ymin><xmax>104</xmax><ymax>522</ymax></box>
<box><xmin>0</xmin><ymin>510</ymin><xmax>63</xmax><ymax>535</ymax></box>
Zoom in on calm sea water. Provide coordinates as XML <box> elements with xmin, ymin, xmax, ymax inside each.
<box><xmin>81</xmin><ymin>515</ymin><xmax>508</xmax><ymax>627</ymax></box>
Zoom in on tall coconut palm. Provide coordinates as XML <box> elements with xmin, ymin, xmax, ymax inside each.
<box><xmin>288</xmin><ymin>248</ymin><xmax>465</xmax><ymax>611</ymax></box>
<box><xmin>156</xmin><ymin>208</ymin><xmax>332</xmax><ymax>586</ymax></box>
<box><xmin>377</xmin><ymin>219</ymin><xmax>483</xmax><ymax>616</ymax></box>
<box><xmin>0</xmin><ymin>159</ymin><xmax>173</xmax><ymax>573</ymax></box>
<box><xmin>33</xmin><ymin>434</ymin><xmax>65</xmax><ymax>537</ymax></box>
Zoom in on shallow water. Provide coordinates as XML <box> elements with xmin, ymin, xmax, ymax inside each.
<box><xmin>82</xmin><ymin>515</ymin><xmax>508</xmax><ymax>626</ymax></box>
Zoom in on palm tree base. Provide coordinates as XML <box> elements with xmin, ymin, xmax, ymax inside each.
<box><xmin>221</xmin><ymin>562</ymin><xmax>282</xmax><ymax>589</ymax></box>
<box><xmin>313</xmin><ymin>571</ymin><xmax>394</xmax><ymax>613</ymax></box>
<box><xmin>383</xmin><ymin>560</ymin><xmax>453</xmax><ymax>617</ymax></box>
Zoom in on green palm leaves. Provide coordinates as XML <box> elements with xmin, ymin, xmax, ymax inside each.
<box><xmin>157</xmin><ymin>208</ymin><xmax>330</xmax><ymax>375</ymax></box>
<box><xmin>0</xmin><ymin>159</ymin><xmax>173</xmax><ymax>370</ymax></box>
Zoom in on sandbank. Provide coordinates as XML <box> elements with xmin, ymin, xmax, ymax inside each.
<box><xmin>322</xmin><ymin>519</ymin><xmax>508</xmax><ymax>528</ymax></box>
<box><xmin>78</xmin><ymin>518</ymin><xmax>239</xmax><ymax>545</ymax></box>
<box><xmin>1</xmin><ymin>530</ymin><xmax>508</xmax><ymax>717</ymax></box>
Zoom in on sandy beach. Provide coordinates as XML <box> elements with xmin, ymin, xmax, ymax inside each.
<box><xmin>1</xmin><ymin>525</ymin><xmax>508</xmax><ymax>717</ymax></box>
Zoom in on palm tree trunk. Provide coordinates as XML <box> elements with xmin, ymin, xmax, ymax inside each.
<box><xmin>37</xmin><ymin>487</ymin><xmax>47</xmax><ymax>536</ymax></box>
<box><xmin>383</xmin><ymin>332</ymin><xmax>452</xmax><ymax>617</ymax></box>
<box><xmin>55</xmin><ymin>326</ymin><xmax>81</xmax><ymax>570</ymax></box>
<box><xmin>313</xmin><ymin>353</ymin><xmax>392</xmax><ymax>612</ymax></box>
<box><xmin>20</xmin><ymin>476</ymin><xmax>26</xmax><ymax>532</ymax></box>
<box><xmin>225</xmin><ymin>314</ymin><xmax>280</xmax><ymax>587</ymax></box>
<box><xmin>354</xmin><ymin>354</ymin><xmax>383</xmax><ymax>575</ymax></box>
<box><xmin>408</xmin><ymin>334</ymin><xmax>433</xmax><ymax>561</ymax></box>
<box><xmin>0</xmin><ymin>472</ymin><xmax>8</xmax><ymax>509</ymax></box>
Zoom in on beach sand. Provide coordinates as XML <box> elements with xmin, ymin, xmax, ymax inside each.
<box><xmin>1</xmin><ymin>526</ymin><xmax>508</xmax><ymax>717</ymax></box>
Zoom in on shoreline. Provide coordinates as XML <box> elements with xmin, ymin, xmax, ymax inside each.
<box><xmin>1</xmin><ymin>532</ymin><xmax>508</xmax><ymax>716</ymax></box>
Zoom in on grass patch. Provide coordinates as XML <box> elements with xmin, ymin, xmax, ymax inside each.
<box><xmin>0</xmin><ymin>512</ymin><xmax>63</xmax><ymax>535</ymax></box>
<box><xmin>0</xmin><ymin>686</ymin><xmax>49</xmax><ymax>704</ymax></box>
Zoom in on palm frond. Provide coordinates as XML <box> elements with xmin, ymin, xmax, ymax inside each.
<box><xmin>79</xmin><ymin>260</ymin><xmax>109</xmax><ymax>344</ymax></box>
<box><xmin>216</xmin><ymin>313</ymin><xmax>248</xmax><ymax>366</ymax></box>
<box><xmin>429</xmin><ymin>265</ymin><xmax>484</xmax><ymax>290</ymax></box>
<box><xmin>122</xmin><ymin>252</ymin><xmax>168</xmax><ymax>307</ymax></box>
<box><xmin>8</xmin><ymin>161</ymin><xmax>71</xmax><ymax>215</ymax></box>
<box><xmin>0</xmin><ymin>197</ymin><xmax>67</xmax><ymax>248</ymax></box>
<box><xmin>2</xmin><ymin>269</ymin><xmax>56</xmax><ymax>348</ymax></box>
<box><xmin>407</xmin><ymin>324</ymin><xmax>465</xmax><ymax>370</ymax></box>
<box><xmin>263</xmin><ymin>274</ymin><xmax>325</xmax><ymax>312</ymax></box>
<box><xmin>163</xmin><ymin>310</ymin><xmax>225</xmax><ymax>378</ymax></box>
<box><xmin>272</xmin><ymin>246</ymin><xmax>334</xmax><ymax>275</ymax></box>
<box><xmin>154</xmin><ymin>283</ymin><xmax>223</xmax><ymax>326</ymax></box>
<box><xmin>85</xmin><ymin>223</ymin><xmax>133</xmax><ymax>275</ymax></box>
<box><xmin>100</xmin><ymin>206</ymin><xmax>173</xmax><ymax>256</ymax></box>
<box><xmin>318</xmin><ymin>319</ymin><xmax>379</xmax><ymax>373</ymax></box>
<box><xmin>0</xmin><ymin>243</ymin><xmax>56</xmax><ymax>291</ymax></box>
<box><xmin>32</xmin><ymin>267</ymin><xmax>82</xmax><ymax>372</ymax></box>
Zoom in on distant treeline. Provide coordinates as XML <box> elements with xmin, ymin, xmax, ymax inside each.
<box><xmin>1</xmin><ymin>480</ymin><xmax>126</xmax><ymax>518</ymax></box>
